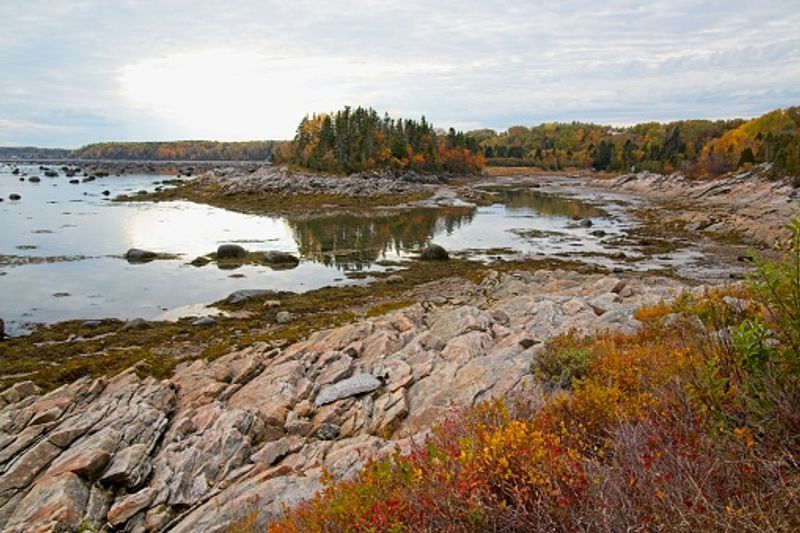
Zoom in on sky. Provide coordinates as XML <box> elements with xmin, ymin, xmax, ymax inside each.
<box><xmin>1</xmin><ymin>0</ymin><xmax>799</xmax><ymax>147</ymax></box>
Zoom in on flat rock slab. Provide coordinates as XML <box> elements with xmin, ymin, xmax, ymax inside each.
<box><xmin>315</xmin><ymin>374</ymin><xmax>382</xmax><ymax>407</ymax></box>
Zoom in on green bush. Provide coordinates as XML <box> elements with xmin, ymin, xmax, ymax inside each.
<box><xmin>533</xmin><ymin>331</ymin><xmax>591</xmax><ymax>389</ymax></box>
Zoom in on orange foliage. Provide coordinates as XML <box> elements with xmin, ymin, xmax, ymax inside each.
<box><xmin>267</xmin><ymin>277</ymin><xmax>800</xmax><ymax>531</ymax></box>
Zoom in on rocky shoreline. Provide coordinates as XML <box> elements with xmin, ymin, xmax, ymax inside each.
<box><xmin>126</xmin><ymin>164</ymin><xmax>800</xmax><ymax>244</ymax></box>
<box><xmin>0</xmin><ymin>268</ymin><xmax>691</xmax><ymax>532</ymax></box>
<box><xmin>1</xmin><ymin>165</ymin><xmax>798</xmax><ymax>532</ymax></box>
<box><xmin>203</xmin><ymin>165</ymin><xmax>447</xmax><ymax>196</ymax></box>
<box><xmin>590</xmin><ymin>166</ymin><xmax>799</xmax><ymax>245</ymax></box>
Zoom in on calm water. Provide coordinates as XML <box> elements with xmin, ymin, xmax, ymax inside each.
<box><xmin>1</xmin><ymin>163</ymin><xmax>637</xmax><ymax>335</ymax></box>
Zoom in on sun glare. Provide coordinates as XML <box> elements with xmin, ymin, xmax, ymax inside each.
<box><xmin>119</xmin><ymin>48</ymin><xmax>347</xmax><ymax>139</ymax></box>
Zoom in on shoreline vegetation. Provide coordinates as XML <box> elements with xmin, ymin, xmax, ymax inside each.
<box><xmin>2</xmin><ymin>105</ymin><xmax>797</xmax><ymax>183</ymax></box>
<box><xmin>268</xmin><ymin>223</ymin><xmax>800</xmax><ymax>531</ymax></box>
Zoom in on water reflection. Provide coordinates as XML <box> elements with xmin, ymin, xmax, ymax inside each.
<box><xmin>288</xmin><ymin>207</ymin><xmax>475</xmax><ymax>269</ymax></box>
<box><xmin>487</xmin><ymin>188</ymin><xmax>605</xmax><ymax>219</ymax></box>
<box><xmin>1</xmin><ymin>163</ymin><xmax>638</xmax><ymax>332</ymax></box>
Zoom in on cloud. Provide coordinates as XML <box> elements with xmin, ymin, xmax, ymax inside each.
<box><xmin>0</xmin><ymin>0</ymin><xmax>798</xmax><ymax>146</ymax></box>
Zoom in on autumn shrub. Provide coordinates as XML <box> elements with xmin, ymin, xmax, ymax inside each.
<box><xmin>267</xmin><ymin>220</ymin><xmax>800</xmax><ymax>532</ymax></box>
<box><xmin>582</xmin><ymin>404</ymin><xmax>800</xmax><ymax>532</ymax></box>
<box><xmin>532</xmin><ymin>330</ymin><xmax>592</xmax><ymax>389</ymax></box>
<box><xmin>632</xmin><ymin>300</ymin><xmax>671</xmax><ymax>322</ymax></box>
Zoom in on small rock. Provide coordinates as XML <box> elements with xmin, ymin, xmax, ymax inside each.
<box><xmin>276</xmin><ymin>311</ymin><xmax>294</xmax><ymax>324</ymax></box>
<box><xmin>0</xmin><ymin>317</ymin><xmax>4</xmax><ymax>340</ymax></box>
<box><xmin>226</xmin><ymin>289</ymin><xmax>278</xmax><ymax>304</ymax></box>
<box><xmin>578</xmin><ymin>219</ymin><xmax>593</xmax><ymax>228</ymax></box>
<box><xmin>99</xmin><ymin>443</ymin><xmax>151</xmax><ymax>489</ymax></box>
<box><xmin>315</xmin><ymin>373</ymin><xmax>383</xmax><ymax>406</ymax></box>
<box><xmin>262</xmin><ymin>251</ymin><xmax>300</xmax><ymax>266</ymax></box>
<box><xmin>385</xmin><ymin>274</ymin><xmax>405</xmax><ymax>284</ymax></box>
<box><xmin>47</xmin><ymin>448</ymin><xmax>111</xmax><ymax>479</ymax></box>
<box><xmin>518</xmin><ymin>338</ymin><xmax>536</xmax><ymax>349</ymax></box>
<box><xmin>1</xmin><ymin>380</ymin><xmax>39</xmax><ymax>403</ymax></box>
<box><xmin>250</xmin><ymin>436</ymin><xmax>303</xmax><ymax>466</ymax></box>
<box><xmin>122</xmin><ymin>318</ymin><xmax>150</xmax><ymax>331</ymax></box>
<box><xmin>316</xmin><ymin>423</ymin><xmax>340</xmax><ymax>441</ymax></box>
<box><xmin>420</xmin><ymin>244</ymin><xmax>449</xmax><ymax>261</ymax></box>
<box><xmin>294</xmin><ymin>399</ymin><xmax>314</xmax><ymax>418</ymax></box>
<box><xmin>590</xmin><ymin>229</ymin><xmax>606</xmax><ymax>237</ymax></box>
<box><xmin>69</xmin><ymin>179</ymin><xmax>80</xmax><ymax>184</ymax></box>
<box><xmin>722</xmin><ymin>295</ymin><xmax>749</xmax><ymax>313</ymax></box>
<box><xmin>125</xmin><ymin>248</ymin><xmax>158</xmax><ymax>262</ymax></box>
<box><xmin>101</xmin><ymin>190</ymin><xmax>111</xmax><ymax>196</ymax></box>
<box><xmin>81</xmin><ymin>320</ymin><xmax>102</xmax><ymax>328</ymax></box>
<box><xmin>217</xmin><ymin>244</ymin><xmax>247</xmax><ymax>259</ymax></box>
<box><xmin>263</xmin><ymin>300</ymin><xmax>281</xmax><ymax>308</ymax></box>
<box><xmin>192</xmin><ymin>316</ymin><xmax>216</xmax><ymax>327</ymax></box>
<box><xmin>28</xmin><ymin>176</ymin><xmax>41</xmax><ymax>183</ymax></box>
<box><xmin>190</xmin><ymin>256</ymin><xmax>211</xmax><ymax>267</ymax></box>
<box><xmin>107</xmin><ymin>487</ymin><xmax>157</xmax><ymax>526</ymax></box>
<box><xmin>9</xmin><ymin>193</ymin><xmax>21</xmax><ymax>201</ymax></box>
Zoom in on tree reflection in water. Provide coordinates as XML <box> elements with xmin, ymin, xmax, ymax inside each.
<box><xmin>490</xmin><ymin>188</ymin><xmax>605</xmax><ymax>219</ymax></box>
<box><xmin>287</xmin><ymin>206</ymin><xmax>475</xmax><ymax>269</ymax></box>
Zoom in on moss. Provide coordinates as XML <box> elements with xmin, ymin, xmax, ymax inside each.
<box><xmin>0</xmin><ymin>255</ymin><xmax>599</xmax><ymax>392</ymax></box>
<box><xmin>365</xmin><ymin>300</ymin><xmax>416</xmax><ymax>318</ymax></box>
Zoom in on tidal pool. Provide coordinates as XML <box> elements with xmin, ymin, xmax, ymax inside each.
<box><xmin>0</xmin><ymin>163</ymin><xmax>686</xmax><ymax>334</ymax></box>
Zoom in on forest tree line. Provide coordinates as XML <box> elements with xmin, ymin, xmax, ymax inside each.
<box><xmin>468</xmin><ymin>106</ymin><xmax>800</xmax><ymax>179</ymax></box>
<box><xmin>5</xmin><ymin>107</ymin><xmax>797</xmax><ymax>180</ymax></box>
<box><xmin>273</xmin><ymin>106</ymin><xmax>486</xmax><ymax>174</ymax></box>
<box><xmin>72</xmin><ymin>140</ymin><xmax>276</xmax><ymax>161</ymax></box>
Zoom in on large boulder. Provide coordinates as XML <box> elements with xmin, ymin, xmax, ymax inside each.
<box><xmin>217</xmin><ymin>244</ymin><xmax>247</xmax><ymax>259</ymax></box>
<box><xmin>420</xmin><ymin>244</ymin><xmax>449</xmax><ymax>261</ymax></box>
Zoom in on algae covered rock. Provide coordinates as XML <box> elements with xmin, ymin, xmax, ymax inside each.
<box><xmin>217</xmin><ymin>244</ymin><xmax>247</xmax><ymax>259</ymax></box>
<box><xmin>420</xmin><ymin>244</ymin><xmax>449</xmax><ymax>261</ymax></box>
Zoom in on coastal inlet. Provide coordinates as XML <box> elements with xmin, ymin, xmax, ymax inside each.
<box><xmin>1</xmin><ymin>163</ymin><xmax>711</xmax><ymax>335</ymax></box>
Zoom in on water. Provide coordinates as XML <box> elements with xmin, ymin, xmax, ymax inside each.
<box><xmin>0</xmin><ymin>163</ymin><xmax>667</xmax><ymax>335</ymax></box>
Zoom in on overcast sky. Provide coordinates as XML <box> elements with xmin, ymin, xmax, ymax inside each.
<box><xmin>1</xmin><ymin>0</ymin><xmax>799</xmax><ymax>147</ymax></box>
